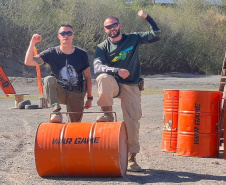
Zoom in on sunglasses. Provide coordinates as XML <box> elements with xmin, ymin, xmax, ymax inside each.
<box><xmin>104</xmin><ymin>23</ymin><xmax>119</xmax><ymax>30</ymax></box>
<box><xmin>59</xmin><ymin>31</ymin><xmax>74</xmax><ymax>36</ymax></box>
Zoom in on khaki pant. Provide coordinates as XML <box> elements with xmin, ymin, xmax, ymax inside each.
<box><xmin>43</xmin><ymin>76</ymin><xmax>85</xmax><ymax>122</ymax></box>
<box><xmin>96</xmin><ymin>73</ymin><xmax>142</xmax><ymax>153</ymax></box>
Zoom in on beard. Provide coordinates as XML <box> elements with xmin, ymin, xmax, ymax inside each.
<box><xmin>108</xmin><ymin>28</ymin><xmax>121</xmax><ymax>38</ymax></box>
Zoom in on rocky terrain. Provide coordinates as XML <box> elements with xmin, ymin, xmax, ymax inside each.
<box><xmin>1</xmin><ymin>74</ymin><xmax>226</xmax><ymax>185</ymax></box>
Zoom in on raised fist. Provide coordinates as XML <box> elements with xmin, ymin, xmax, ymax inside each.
<box><xmin>31</xmin><ymin>34</ymin><xmax>42</xmax><ymax>44</ymax></box>
<box><xmin>138</xmin><ymin>10</ymin><xmax>148</xmax><ymax>19</ymax></box>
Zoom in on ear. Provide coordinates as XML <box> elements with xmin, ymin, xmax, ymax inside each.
<box><xmin>119</xmin><ymin>23</ymin><xmax>122</xmax><ymax>29</ymax></box>
<box><xmin>57</xmin><ymin>34</ymin><xmax>60</xmax><ymax>39</ymax></box>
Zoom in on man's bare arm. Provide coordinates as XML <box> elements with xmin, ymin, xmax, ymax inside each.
<box><xmin>24</xmin><ymin>34</ymin><xmax>43</xmax><ymax>66</ymax></box>
<box><xmin>34</xmin><ymin>56</ymin><xmax>45</xmax><ymax>65</ymax></box>
<box><xmin>83</xmin><ymin>67</ymin><xmax>92</xmax><ymax>109</ymax></box>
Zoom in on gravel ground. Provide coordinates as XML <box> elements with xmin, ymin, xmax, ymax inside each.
<box><xmin>1</xmin><ymin>74</ymin><xmax>226</xmax><ymax>185</ymax></box>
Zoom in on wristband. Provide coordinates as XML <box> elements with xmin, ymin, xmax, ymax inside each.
<box><xmin>87</xmin><ymin>96</ymin><xmax>93</xmax><ymax>100</ymax></box>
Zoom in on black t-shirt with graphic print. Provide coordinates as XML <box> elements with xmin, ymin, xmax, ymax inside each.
<box><xmin>39</xmin><ymin>46</ymin><xmax>89</xmax><ymax>91</ymax></box>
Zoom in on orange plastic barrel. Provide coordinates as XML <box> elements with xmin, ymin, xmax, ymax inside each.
<box><xmin>177</xmin><ymin>90</ymin><xmax>222</xmax><ymax>157</ymax></box>
<box><xmin>35</xmin><ymin>121</ymin><xmax>128</xmax><ymax>177</ymax></box>
<box><xmin>162</xmin><ymin>90</ymin><xmax>179</xmax><ymax>152</ymax></box>
<box><xmin>162</xmin><ymin>130</ymin><xmax>177</xmax><ymax>152</ymax></box>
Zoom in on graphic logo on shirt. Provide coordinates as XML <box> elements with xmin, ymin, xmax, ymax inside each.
<box><xmin>112</xmin><ymin>46</ymin><xmax>133</xmax><ymax>62</ymax></box>
<box><xmin>59</xmin><ymin>64</ymin><xmax>78</xmax><ymax>86</ymax></box>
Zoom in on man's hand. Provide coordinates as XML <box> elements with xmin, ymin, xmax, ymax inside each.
<box><xmin>31</xmin><ymin>34</ymin><xmax>42</xmax><ymax>44</ymax></box>
<box><xmin>138</xmin><ymin>10</ymin><xmax>148</xmax><ymax>19</ymax></box>
<box><xmin>84</xmin><ymin>99</ymin><xmax>92</xmax><ymax>109</ymax></box>
<box><xmin>118</xmin><ymin>69</ymin><xmax>130</xmax><ymax>79</ymax></box>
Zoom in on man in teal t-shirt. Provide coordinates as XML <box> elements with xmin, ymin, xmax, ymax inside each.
<box><xmin>93</xmin><ymin>10</ymin><xmax>161</xmax><ymax>172</ymax></box>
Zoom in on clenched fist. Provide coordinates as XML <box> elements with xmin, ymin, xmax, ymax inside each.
<box><xmin>118</xmin><ymin>69</ymin><xmax>130</xmax><ymax>79</ymax></box>
<box><xmin>138</xmin><ymin>10</ymin><xmax>148</xmax><ymax>19</ymax></box>
<box><xmin>31</xmin><ymin>34</ymin><xmax>42</xmax><ymax>44</ymax></box>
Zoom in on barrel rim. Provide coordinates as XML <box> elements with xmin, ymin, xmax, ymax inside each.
<box><xmin>179</xmin><ymin>90</ymin><xmax>222</xmax><ymax>93</ymax></box>
<box><xmin>118</xmin><ymin>121</ymin><xmax>128</xmax><ymax>177</ymax></box>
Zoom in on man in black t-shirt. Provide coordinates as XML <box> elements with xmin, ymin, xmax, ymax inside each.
<box><xmin>25</xmin><ymin>24</ymin><xmax>93</xmax><ymax>122</ymax></box>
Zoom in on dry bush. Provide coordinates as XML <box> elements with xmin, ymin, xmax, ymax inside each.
<box><xmin>0</xmin><ymin>0</ymin><xmax>225</xmax><ymax>76</ymax></box>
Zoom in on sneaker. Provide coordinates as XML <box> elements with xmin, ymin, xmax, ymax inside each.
<box><xmin>127</xmin><ymin>153</ymin><xmax>142</xmax><ymax>172</ymax></box>
<box><xmin>50</xmin><ymin>112</ymin><xmax>63</xmax><ymax>123</ymax></box>
<box><xmin>96</xmin><ymin>114</ymin><xmax>114</xmax><ymax>122</ymax></box>
<box><xmin>96</xmin><ymin>106</ymin><xmax>114</xmax><ymax>122</ymax></box>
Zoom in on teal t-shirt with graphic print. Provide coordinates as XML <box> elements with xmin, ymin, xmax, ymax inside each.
<box><xmin>94</xmin><ymin>29</ymin><xmax>160</xmax><ymax>84</ymax></box>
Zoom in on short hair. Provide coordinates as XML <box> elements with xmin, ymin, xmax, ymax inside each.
<box><xmin>60</xmin><ymin>24</ymin><xmax>73</xmax><ymax>30</ymax></box>
<box><xmin>105</xmin><ymin>16</ymin><xmax>119</xmax><ymax>23</ymax></box>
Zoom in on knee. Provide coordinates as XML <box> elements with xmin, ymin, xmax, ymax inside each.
<box><xmin>44</xmin><ymin>76</ymin><xmax>57</xmax><ymax>86</ymax></box>
<box><xmin>96</xmin><ymin>73</ymin><xmax>114</xmax><ymax>84</ymax></box>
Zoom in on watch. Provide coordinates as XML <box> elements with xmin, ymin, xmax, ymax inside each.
<box><xmin>87</xmin><ymin>96</ymin><xmax>93</xmax><ymax>101</ymax></box>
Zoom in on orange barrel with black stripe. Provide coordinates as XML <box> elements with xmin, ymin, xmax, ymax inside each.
<box><xmin>162</xmin><ymin>90</ymin><xmax>179</xmax><ymax>152</ymax></box>
<box><xmin>35</xmin><ymin>122</ymin><xmax>128</xmax><ymax>177</ymax></box>
<box><xmin>177</xmin><ymin>90</ymin><xmax>222</xmax><ymax>157</ymax></box>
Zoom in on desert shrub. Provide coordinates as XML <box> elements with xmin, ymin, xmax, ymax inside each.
<box><xmin>136</xmin><ymin>0</ymin><xmax>226</xmax><ymax>74</ymax></box>
<box><xmin>0</xmin><ymin>0</ymin><xmax>225</xmax><ymax>76</ymax></box>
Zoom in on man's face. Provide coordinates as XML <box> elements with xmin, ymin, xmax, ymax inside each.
<box><xmin>104</xmin><ymin>18</ymin><xmax>121</xmax><ymax>38</ymax></box>
<box><xmin>57</xmin><ymin>26</ymin><xmax>74</xmax><ymax>44</ymax></box>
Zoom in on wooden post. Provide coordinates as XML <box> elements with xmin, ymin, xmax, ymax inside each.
<box><xmin>39</xmin><ymin>97</ymin><xmax>48</xmax><ymax>108</ymax></box>
<box><xmin>219</xmin><ymin>52</ymin><xmax>226</xmax><ymax>150</ymax></box>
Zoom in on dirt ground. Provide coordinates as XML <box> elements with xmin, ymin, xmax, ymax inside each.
<box><xmin>1</xmin><ymin>74</ymin><xmax>226</xmax><ymax>185</ymax></box>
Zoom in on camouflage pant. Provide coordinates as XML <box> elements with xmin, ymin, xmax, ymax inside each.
<box><xmin>43</xmin><ymin>76</ymin><xmax>85</xmax><ymax>122</ymax></box>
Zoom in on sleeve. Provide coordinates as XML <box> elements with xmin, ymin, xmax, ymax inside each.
<box><xmin>39</xmin><ymin>48</ymin><xmax>52</xmax><ymax>64</ymax></box>
<box><xmin>83</xmin><ymin>52</ymin><xmax>90</xmax><ymax>70</ymax></box>
<box><xmin>146</xmin><ymin>15</ymin><xmax>160</xmax><ymax>31</ymax></box>
<box><xmin>93</xmin><ymin>46</ymin><xmax>120</xmax><ymax>75</ymax></box>
<box><xmin>138</xmin><ymin>15</ymin><xmax>162</xmax><ymax>44</ymax></box>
